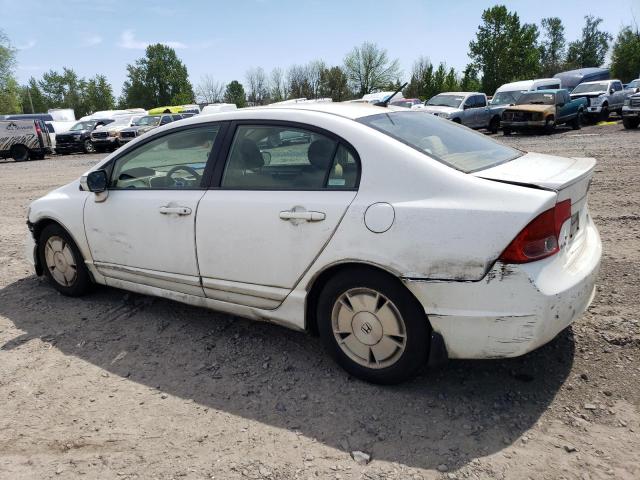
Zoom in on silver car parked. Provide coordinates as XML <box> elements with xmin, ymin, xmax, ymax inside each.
<box><xmin>414</xmin><ymin>92</ymin><xmax>501</xmax><ymax>133</ymax></box>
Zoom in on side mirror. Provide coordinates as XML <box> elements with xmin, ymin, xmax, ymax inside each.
<box><xmin>610</xmin><ymin>89</ymin><xmax>615</xmax><ymax>94</ymax></box>
<box><xmin>463</xmin><ymin>104</ymin><xmax>472</xmax><ymax>110</ymax></box>
<box><xmin>86</xmin><ymin>170</ymin><xmax>108</xmax><ymax>193</ymax></box>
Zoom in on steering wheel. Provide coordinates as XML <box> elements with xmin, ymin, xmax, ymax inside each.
<box><xmin>166</xmin><ymin>165</ymin><xmax>201</xmax><ymax>187</ymax></box>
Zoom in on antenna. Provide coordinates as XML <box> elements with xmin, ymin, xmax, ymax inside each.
<box><xmin>374</xmin><ymin>82</ymin><xmax>409</xmax><ymax>107</ymax></box>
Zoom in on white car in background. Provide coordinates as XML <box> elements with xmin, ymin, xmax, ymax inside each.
<box><xmin>26</xmin><ymin>103</ymin><xmax>601</xmax><ymax>384</ymax></box>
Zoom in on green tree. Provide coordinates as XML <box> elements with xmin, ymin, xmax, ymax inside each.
<box><xmin>319</xmin><ymin>66</ymin><xmax>351</xmax><ymax>101</ymax></box>
<box><xmin>121</xmin><ymin>44</ymin><xmax>194</xmax><ymax>108</ymax></box>
<box><xmin>469</xmin><ymin>5</ymin><xmax>541</xmax><ymax>95</ymax></box>
<box><xmin>539</xmin><ymin>17</ymin><xmax>566</xmax><ymax>77</ymax></box>
<box><xmin>224</xmin><ymin>80</ymin><xmax>246</xmax><ymax>108</ymax></box>
<box><xmin>20</xmin><ymin>77</ymin><xmax>48</xmax><ymax>113</ymax></box>
<box><xmin>444</xmin><ymin>67</ymin><xmax>460</xmax><ymax>92</ymax></box>
<box><xmin>432</xmin><ymin>63</ymin><xmax>447</xmax><ymax>94</ymax></box>
<box><xmin>565</xmin><ymin>16</ymin><xmax>612</xmax><ymax>68</ymax></box>
<box><xmin>85</xmin><ymin>74</ymin><xmax>115</xmax><ymax>113</ymax></box>
<box><xmin>460</xmin><ymin>64</ymin><xmax>481</xmax><ymax>92</ymax></box>
<box><xmin>610</xmin><ymin>26</ymin><xmax>640</xmax><ymax>82</ymax></box>
<box><xmin>39</xmin><ymin>68</ymin><xmax>89</xmax><ymax>117</ymax></box>
<box><xmin>0</xmin><ymin>29</ymin><xmax>21</xmax><ymax>114</ymax></box>
<box><xmin>404</xmin><ymin>57</ymin><xmax>433</xmax><ymax>100</ymax></box>
<box><xmin>343</xmin><ymin>42</ymin><xmax>401</xmax><ymax>96</ymax></box>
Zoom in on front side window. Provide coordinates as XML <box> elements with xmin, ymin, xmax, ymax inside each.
<box><xmin>613</xmin><ymin>82</ymin><xmax>622</xmax><ymax>91</ymax></box>
<box><xmin>359</xmin><ymin>111</ymin><xmax>522</xmax><ymax>173</ymax></box>
<box><xmin>221</xmin><ymin>125</ymin><xmax>358</xmax><ymax>190</ymax></box>
<box><xmin>110</xmin><ymin>126</ymin><xmax>219</xmax><ymax>189</ymax></box>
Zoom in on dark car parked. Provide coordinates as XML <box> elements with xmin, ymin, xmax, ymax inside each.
<box><xmin>55</xmin><ymin>119</ymin><xmax>114</xmax><ymax>154</ymax></box>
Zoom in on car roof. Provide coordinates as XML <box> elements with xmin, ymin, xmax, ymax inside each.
<box><xmin>524</xmin><ymin>89</ymin><xmax>562</xmax><ymax>93</ymax></box>
<box><xmin>237</xmin><ymin>102</ymin><xmax>405</xmax><ymax>120</ymax></box>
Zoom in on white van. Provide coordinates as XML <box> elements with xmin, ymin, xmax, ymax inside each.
<box><xmin>491</xmin><ymin>78</ymin><xmax>562</xmax><ymax>106</ymax></box>
<box><xmin>1</xmin><ymin>119</ymin><xmax>53</xmax><ymax>161</ymax></box>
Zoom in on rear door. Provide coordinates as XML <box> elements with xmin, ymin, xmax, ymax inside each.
<box><xmin>195</xmin><ymin>122</ymin><xmax>359</xmax><ymax>308</ymax></box>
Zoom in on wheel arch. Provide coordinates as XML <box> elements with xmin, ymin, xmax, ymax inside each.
<box><xmin>304</xmin><ymin>261</ymin><xmax>430</xmax><ymax>336</ymax></box>
<box><xmin>31</xmin><ymin>217</ymin><xmax>90</xmax><ymax>277</ymax></box>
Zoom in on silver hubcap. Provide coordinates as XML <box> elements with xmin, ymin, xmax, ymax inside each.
<box><xmin>332</xmin><ymin>288</ymin><xmax>407</xmax><ymax>369</ymax></box>
<box><xmin>44</xmin><ymin>236</ymin><xmax>77</xmax><ymax>287</ymax></box>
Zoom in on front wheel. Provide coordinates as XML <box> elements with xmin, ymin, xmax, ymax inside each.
<box><xmin>39</xmin><ymin>224</ymin><xmax>92</xmax><ymax>296</ymax></box>
<box><xmin>544</xmin><ymin>116</ymin><xmax>556</xmax><ymax>134</ymax></box>
<box><xmin>317</xmin><ymin>268</ymin><xmax>429</xmax><ymax>384</ymax></box>
<box><xmin>623</xmin><ymin>117</ymin><xmax>640</xmax><ymax>129</ymax></box>
<box><xmin>83</xmin><ymin>140</ymin><xmax>96</xmax><ymax>154</ymax></box>
<box><xmin>489</xmin><ymin>116</ymin><xmax>500</xmax><ymax>134</ymax></box>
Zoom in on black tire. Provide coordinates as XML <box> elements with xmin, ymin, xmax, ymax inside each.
<box><xmin>489</xmin><ymin>116</ymin><xmax>500</xmax><ymax>134</ymax></box>
<box><xmin>38</xmin><ymin>223</ymin><xmax>92</xmax><ymax>296</ymax></box>
<box><xmin>316</xmin><ymin>268</ymin><xmax>430</xmax><ymax>384</ymax></box>
<box><xmin>10</xmin><ymin>144</ymin><xmax>29</xmax><ymax>162</ymax></box>
<box><xmin>452</xmin><ymin>118</ymin><xmax>462</xmax><ymax>124</ymax></box>
<box><xmin>570</xmin><ymin>111</ymin><xmax>583</xmax><ymax>130</ymax></box>
<box><xmin>599</xmin><ymin>105</ymin><xmax>609</xmax><ymax>121</ymax></box>
<box><xmin>544</xmin><ymin>116</ymin><xmax>556</xmax><ymax>134</ymax></box>
<box><xmin>503</xmin><ymin>127</ymin><xmax>512</xmax><ymax>136</ymax></box>
<box><xmin>83</xmin><ymin>139</ymin><xmax>96</xmax><ymax>154</ymax></box>
<box><xmin>30</xmin><ymin>151</ymin><xmax>45</xmax><ymax>160</ymax></box>
<box><xmin>623</xmin><ymin>117</ymin><xmax>640</xmax><ymax>129</ymax></box>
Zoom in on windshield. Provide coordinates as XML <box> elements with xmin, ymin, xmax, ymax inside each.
<box><xmin>134</xmin><ymin>116</ymin><xmax>160</xmax><ymax>126</ymax></box>
<box><xmin>491</xmin><ymin>91</ymin><xmax>524</xmax><ymax>105</ymax></box>
<box><xmin>358</xmin><ymin>112</ymin><xmax>522</xmax><ymax>173</ymax></box>
<box><xmin>110</xmin><ymin>116</ymin><xmax>135</xmax><ymax>126</ymax></box>
<box><xmin>516</xmin><ymin>92</ymin><xmax>556</xmax><ymax>105</ymax></box>
<box><xmin>426</xmin><ymin>94</ymin><xmax>465</xmax><ymax>108</ymax></box>
<box><xmin>70</xmin><ymin>121</ymin><xmax>96</xmax><ymax>131</ymax></box>
<box><xmin>572</xmin><ymin>82</ymin><xmax>609</xmax><ymax>94</ymax></box>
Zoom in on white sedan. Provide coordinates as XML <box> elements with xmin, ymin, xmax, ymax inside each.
<box><xmin>26</xmin><ymin>103</ymin><xmax>601</xmax><ymax>384</ymax></box>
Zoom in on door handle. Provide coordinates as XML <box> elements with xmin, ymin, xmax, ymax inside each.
<box><xmin>279</xmin><ymin>209</ymin><xmax>325</xmax><ymax>222</ymax></box>
<box><xmin>159</xmin><ymin>206</ymin><xmax>192</xmax><ymax>215</ymax></box>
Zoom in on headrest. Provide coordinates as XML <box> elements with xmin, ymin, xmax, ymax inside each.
<box><xmin>307</xmin><ymin>139</ymin><xmax>335</xmax><ymax>169</ymax></box>
<box><xmin>239</xmin><ymin>138</ymin><xmax>264</xmax><ymax>170</ymax></box>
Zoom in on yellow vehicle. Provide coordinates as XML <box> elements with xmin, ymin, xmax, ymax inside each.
<box><xmin>148</xmin><ymin>104</ymin><xmax>200</xmax><ymax>115</ymax></box>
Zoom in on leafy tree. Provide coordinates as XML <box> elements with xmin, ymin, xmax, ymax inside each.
<box><xmin>444</xmin><ymin>67</ymin><xmax>459</xmax><ymax>92</ymax></box>
<box><xmin>287</xmin><ymin>63</ymin><xmax>313</xmax><ymax>99</ymax></box>
<box><xmin>565</xmin><ymin>16</ymin><xmax>612</xmax><ymax>68</ymax></box>
<box><xmin>460</xmin><ymin>64</ymin><xmax>481</xmax><ymax>92</ymax></box>
<box><xmin>0</xmin><ymin>29</ymin><xmax>21</xmax><ymax>114</ymax></box>
<box><xmin>19</xmin><ymin>77</ymin><xmax>47</xmax><ymax>113</ymax></box>
<box><xmin>84</xmin><ymin>74</ymin><xmax>115</xmax><ymax>113</ymax></box>
<box><xmin>39</xmin><ymin>68</ymin><xmax>89</xmax><ymax>117</ymax></box>
<box><xmin>319</xmin><ymin>66</ymin><xmax>351</xmax><ymax>101</ymax></box>
<box><xmin>224</xmin><ymin>80</ymin><xmax>246</xmax><ymax>108</ymax></box>
<box><xmin>539</xmin><ymin>17</ymin><xmax>566</xmax><ymax>77</ymax></box>
<box><xmin>610</xmin><ymin>26</ymin><xmax>640</xmax><ymax>82</ymax></box>
<box><xmin>404</xmin><ymin>57</ymin><xmax>433</xmax><ymax>99</ymax></box>
<box><xmin>469</xmin><ymin>5</ymin><xmax>541</xmax><ymax>95</ymax></box>
<box><xmin>195</xmin><ymin>74</ymin><xmax>225</xmax><ymax>104</ymax></box>
<box><xmin>432</xmin><ymin>63</ymin><xmax>447</xmax><ymax>94</ymax></box>
<box><xmin>121</xmin><ymin>44</ymin><xmax>194</xmax><ymax>108</ymax></box>
<box><xmin>343</xmin><ymin>42</ymin><xmax>401</xmax><ymax>96</ymax></box>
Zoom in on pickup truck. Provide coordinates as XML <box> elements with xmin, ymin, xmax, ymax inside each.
<box><xmin>501</xmin><ymin>89</ymin><xmax>586</xmax><ymax>135</ymax></box>
<box><xmin>570</xmin><ymin>79</ymin><xmax>626</xmax><ymax>121</ymax></box>
<box><xmin>414</xmin><ymin>92</ymin><xmax>501</xmax><ymax>133</ymax></box>
<box><xmin>622</xmin><ymin>93</ymin><xmax>640</xmax><ymax>129</ymax></box>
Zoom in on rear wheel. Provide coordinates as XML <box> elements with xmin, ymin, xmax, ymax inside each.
<box><xmin>570</xmin><ymin>111</ymin><xmax>583</xmax><ymax>130</ymax></box>
<box><xmin>489</xmin><ymin>116</ymin><xmax>500</xmax><ymax>134</ymax></box>
<box><xmin>10</xmin><ymin>144</ymin><xmax>29</xmax><ymax>162</ymax></box>
<box><xmin>623</xmin><ymin>117</ymin><xmax>640</xmax><ymax>129</ymax></box>
<box><xmin>317</xmin><ymin>268</ymin><xmax>429</xmax><ymax>384</ymax></box>
<box><xmin>38</xmin><ymin>224</ymin><xmax>92</xmax><ymax>296</ymax></box>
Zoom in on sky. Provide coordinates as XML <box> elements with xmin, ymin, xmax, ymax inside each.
<box><xmin>3</xmin><ymin>0</ymin><xmax>640</xmax><ymax>96</ymax></box>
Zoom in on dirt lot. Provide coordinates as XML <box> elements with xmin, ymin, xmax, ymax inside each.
<box><xmin>0</xmin><ymin>122</ymin><xmax>638</xmax><ymax>480</ymax></box>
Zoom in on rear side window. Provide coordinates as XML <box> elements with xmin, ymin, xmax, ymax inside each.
<box><xmin>221</xmin><ymin>125</ymin><xmax>359</xmax><ymax>190</ymax></box>
<box><xmin>359</xmin><ymin>111</ymin><xmax>522</xmax><ymax>173</ymax></box>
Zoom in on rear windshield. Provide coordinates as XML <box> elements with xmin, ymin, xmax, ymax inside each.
<box><xmin>358</xmin><ymin>111</ymin><xmax>522</xmax><ymax>173</ymax></box>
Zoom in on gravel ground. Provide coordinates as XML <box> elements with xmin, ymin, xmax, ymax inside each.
<box><xmin>0</xmin><ymin>121</ymin><xmax>638</xmax><ymax>480</ymax></box>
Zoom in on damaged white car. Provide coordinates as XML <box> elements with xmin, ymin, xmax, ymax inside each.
<box><xmin>26</xmin><ymin>104</ymin><xmax>601</xmax><ymax>384</ymax></box>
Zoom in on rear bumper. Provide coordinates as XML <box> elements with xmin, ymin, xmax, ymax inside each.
<box><xmin>404</xmin><ymin>211</ymin><xmax>601</xmax><ymax>359</ymax></box>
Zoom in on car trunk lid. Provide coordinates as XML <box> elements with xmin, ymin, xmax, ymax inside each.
<box><xmin>473</xmin><ymin>152</ymin><xmax>596</xmax><ymax>250</ymax></box>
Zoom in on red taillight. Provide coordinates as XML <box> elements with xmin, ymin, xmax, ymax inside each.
<box><xmin>34</xmin><ymin>121</ymin><xmax>42</xmax><ymax>134</ymax></box>
<box><xmin>500</xmin><ymin>199</ymin><xmax>572</xmax><ymax>264</ymax></box>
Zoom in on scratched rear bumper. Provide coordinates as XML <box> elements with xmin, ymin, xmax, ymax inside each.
<box><xmin>404</xmin><ymin>212</ymin><xmax>601</xmax><ymax>359</ymax></box>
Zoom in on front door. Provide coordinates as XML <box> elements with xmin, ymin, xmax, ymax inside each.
<box><xmin>195</xmin><ymin>123</ymin><xmax>359</xmax><ymax>309</ymax></box>
<box><xmin>84</xmin><ymin>124</ymin><xmax>223</xmax><ymax>296</ymax></box>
